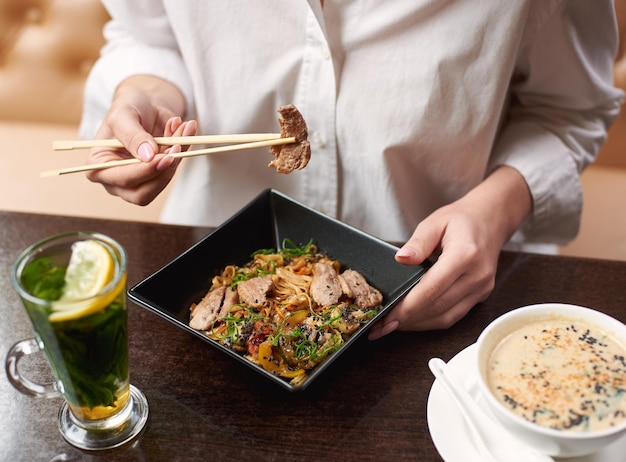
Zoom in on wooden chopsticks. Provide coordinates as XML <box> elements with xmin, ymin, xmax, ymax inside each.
<box><xmin>42</xmin><ymin>134</ymin><xmax>294</xmax><ymax>177</ymax></box>
<box><xmin>52</xmin><ymin>133</ymin><xmax>282</xmax><ymax>150</ymax></box>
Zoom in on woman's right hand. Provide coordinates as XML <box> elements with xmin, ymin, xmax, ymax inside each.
<box><xmin>85</xmin><ymin>75</ymin><xmax>197</xmax><ymax>205</ymax></box>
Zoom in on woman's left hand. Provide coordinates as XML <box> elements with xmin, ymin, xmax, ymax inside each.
<box><xmin>368</xmin><ymin>166</ymin><xmax>532</xmax><ymax>339</ymax></box>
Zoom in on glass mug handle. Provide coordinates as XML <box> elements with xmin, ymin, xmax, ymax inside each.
<box><xmin>5</xmin><ymin>338</ymin><xmax>62</xmax><ymax>399</ymax></box>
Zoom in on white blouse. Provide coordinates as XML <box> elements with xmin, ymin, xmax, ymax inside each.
<box><xmin>81</xmin><ymin>0</ymin><xmax>623</xmax><ymax>244</ymax></box>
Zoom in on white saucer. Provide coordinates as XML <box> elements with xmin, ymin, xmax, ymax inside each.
<box><xmin>427</xmin><ymin>344</ymin><xmax>626</xmax><ymax>462</ymax></box>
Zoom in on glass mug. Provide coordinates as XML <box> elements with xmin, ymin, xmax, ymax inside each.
<box><xmin>5</xmin><ymin>232</ymin><xmax>149</xmax><ymax>450</ymax></box>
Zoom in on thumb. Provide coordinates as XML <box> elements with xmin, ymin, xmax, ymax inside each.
<box><xmin>103</xmin><ymin>108</ymin><xmax>160</xmax><ymax>162</ymax></box>
<box><xmin>395</xmin><ymin>218</ymin><xmax>443</xmax><ymax>265</ymax></box>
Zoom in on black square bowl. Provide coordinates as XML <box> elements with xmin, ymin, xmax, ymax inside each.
<box><xmin>128</xmin><ymin>189</ymin><xmax>429</xmax><ymax>391</ymax></box>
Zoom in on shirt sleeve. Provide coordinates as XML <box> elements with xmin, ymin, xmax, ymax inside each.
<box><xmin>79</xmin><ymin>0</ymin><xmax>196</xmax><ymax>138</ymax></box>
<box><xmin>489</xmin><ymin>0</ymin><xmax>624</xmax><ymax>244</ymax></box>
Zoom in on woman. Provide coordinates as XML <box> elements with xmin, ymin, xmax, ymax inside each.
<box><xmin>80</xmin><ymin>1</ymin><xmax>623</xmax><ymax>338</ymax></box>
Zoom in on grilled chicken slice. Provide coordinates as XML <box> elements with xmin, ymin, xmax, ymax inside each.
<box><xmin>189</xmin><ymin>285</ymin><xmax>227</xmax><ymax>330</ymax></box>
<box><xmin>339</xmin><ymin>269</ymin><xmax>383</xmax><ymax>309</ymax></box>
<box><xmin>310</xmin><ymin>262</ymin><xmax>342</xmax><ymax>306</ymax></box>
<box><xmin>219</xmin><ymin>286</ymin><xmax>239</xmax><ymax>316</ymax></box>
<box><xmin>268</xmin><ymin>104</ymin><xmax>311</xmax><ymax>174</ymax></box>
<box><xmin>237</xmin><ymin>274</ymin><xmax>273</xmax><ymax>308</ymax></box>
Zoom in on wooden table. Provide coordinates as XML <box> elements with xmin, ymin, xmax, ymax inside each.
<box><xmin>1</xmin><ymin>210</ymin><xmax>625</xmax><ymax>461</ymax></box>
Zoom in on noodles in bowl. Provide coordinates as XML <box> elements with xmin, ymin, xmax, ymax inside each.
<box><xmin>188</xmin><ymin>239</ymin><xmax>383</xmax><ymax>387</ymax></box>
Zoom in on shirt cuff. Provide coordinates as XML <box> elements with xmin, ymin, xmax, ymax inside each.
<box><xmin>489</xmin><ymin>120</ymin><xmax>582</xmax><ymax>244</ymax></box>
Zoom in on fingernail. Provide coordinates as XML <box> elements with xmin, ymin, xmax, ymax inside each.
<box><xmin>156</xmin><ymin>155</ymin><xmax>181</xmax><ymax>171</ymax></box>
<box><xmin>138</xmin><ymin>143</ymin><xmax>154</xmax><ymax>162</ymax></box>
<box><xmin>396</xmin><ymin>247</ymin><xmax>416</xmax><ymax>258</ymax></box>
<box><xmin>183</xmin><ymin>120</ymin><xmax>197</xmax><ymax>136</ymax></box>
<box><xmin>169</xmin><ymin>117</ymin><xmax>182</xmax><ymax>132</ymax></box>
<box><xmin>156</xmin><ymin>155</ymin><xmax>173</xmax><ymax>171</ymax></box>
<box><xmin>380</xmin><ymin>320</ymin><xmax>399</xmax><ymax>337</ymax></box>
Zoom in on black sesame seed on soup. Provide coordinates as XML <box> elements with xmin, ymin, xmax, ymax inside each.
<box><xmin>487</xmin><ymin>317</ymin><xmax>626</xmax><ymax>432</ymax></box>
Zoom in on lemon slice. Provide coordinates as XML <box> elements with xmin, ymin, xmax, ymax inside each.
<box><xmin>49</xmin><ymin>240</ymin><xmax>119</xmax><ymax>322</ymax></box>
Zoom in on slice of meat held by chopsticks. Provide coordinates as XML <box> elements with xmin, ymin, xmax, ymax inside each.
<box><xmin>41</xmin><ymin>104</ymin><xmax>311</xmax><ymax>177</ymax></box>
<box><xmin>268</xmin><ymin>104</ymin><xmax>311</xmax><ymax>174</ymax></box>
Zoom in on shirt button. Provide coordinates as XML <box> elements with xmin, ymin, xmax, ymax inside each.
<box><xmin>310</xmin><ymin>131</ymin><xmax>326</xmax><ymax>148</ymax></box>
<box><xmin>320</xmin><ymin>46</ymin><xmax>331</xmax><ymax>60</ymax></box>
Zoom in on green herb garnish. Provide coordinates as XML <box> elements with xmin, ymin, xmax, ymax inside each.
<box><xmin>280</xmin><ymin>238</ymin><xmax>314</xmax><ymax>258</ymax></box>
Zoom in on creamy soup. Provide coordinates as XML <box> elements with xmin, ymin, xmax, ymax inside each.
<box><xmin>487</xmin><ymin>317</ymin><xmax>626</xmax><ymax>432</ymax></box>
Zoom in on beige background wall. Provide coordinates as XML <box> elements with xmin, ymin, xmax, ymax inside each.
<box><xmin>0</xmin><ymin>0</ymin><xmax>624</xmax><ymax>260</ymax></box>
<box><xmin>0</xmin><ymin>0</ymin><xmax>167</xmax><ymax>222</ymax></box>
